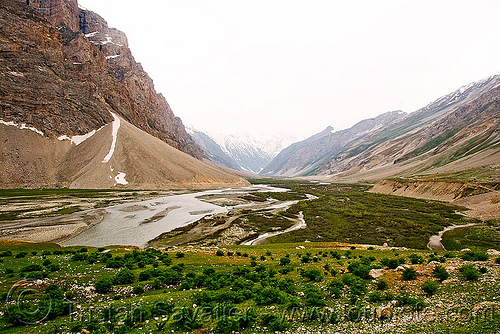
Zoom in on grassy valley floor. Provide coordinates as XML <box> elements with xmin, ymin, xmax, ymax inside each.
<box><xmin>0</xmin><ymin>179</ymin><xmax>499</xmax><ymax>333</ymax></box>
<box><xmin>0</xmin><ymin>241</ymin><xmax>499</xmax><ymax>333</ymax></box>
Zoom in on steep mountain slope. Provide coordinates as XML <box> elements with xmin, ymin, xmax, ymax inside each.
<box><xmin>0</xmin><ymin>0</ymin><xmax>247</xmax><ymax>189</ymax></box>
<box><xmin>0</xmin><ymin>0</ymin><xmax>202</xmax><ymax>158</ymax></box>
<box><xmin>188</xmin><ymin>129</ymin><xmax>298</xmax><ymax>174</ymax></box>
<box><xmin>263</xmin><ymin>73</ymin><xmax>500</xmax><ymax>181</ymax></box>
<box><xmin>0</xmin><ymin>115</ymin><xmax>247</xmax><ymax>189</ymax></box>
<box><xmin>187</xmin><ymin>128</ymin><xmax>241</xmax><ymax>171</ymax></box>
<box><xmin>261</xmin><ymin>111</ymin><xmax>406</xmax><ymax>176</ymax></box>
<box><xmin>318</xmin><ymin>74</ymin><xmax>500</xmax><ymax>181</ymax></box>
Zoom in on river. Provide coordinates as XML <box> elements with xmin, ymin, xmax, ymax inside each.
<box><xmin>63</xmin><ymin>185</ymin><xmax>288</xmax><ymax>248</ymax></box>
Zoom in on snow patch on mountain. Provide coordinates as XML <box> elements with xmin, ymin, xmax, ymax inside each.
<box><xmin>102</xmin><ymin>112</ymin><xmax>120</xmax><ymax>163</ymax></box>
<box><xmin>0</xmin><ymin>120</ymin><xmax>44</xmax><ymax>136</ymax></box>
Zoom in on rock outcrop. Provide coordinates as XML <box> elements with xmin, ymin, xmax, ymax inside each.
<box><xmin>27</xmin><ymin>0</ymin><xmax>79</xmax><ymax>31</ymax></box>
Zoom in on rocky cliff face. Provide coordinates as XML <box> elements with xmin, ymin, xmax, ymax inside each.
<box><xmin>0</xmin><ymin>0</ymin><xmax>248</xmax><ymax>189</ymax></box>
<box><xmin>77</xmin><ymin>8</ymin><xmax>204</xmax><ymax>158</ymax></box>
<box><xmin>2</xmin><ymin>0</ymin><xmax>203</xmax><ymax>159</ymax></box>
<box><xmin>27</xmin><ymin>0</ymin><xmax>79</xmax><ymax>31</ymax></box>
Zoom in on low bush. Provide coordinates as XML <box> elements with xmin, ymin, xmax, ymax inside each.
<box><xmin>459</xmin><ymin>265</ymin><xmax>480</xmax><ymax>280</ymax></box>
<box><xmin>300</xmin><ymin>269</ymin><xmax>323</xmax><ymax>282</ymax></box>
<box><xmin>401</xmin><ymin>267</ymin><xmax>418</xmax><ymax>280</ymax></box>
<box><xmin>461</xmin><ymin>251</ymin><xmax>488</xmax><ymax>262</ymax></box>
<box><xmin>376</xmin><ymin>279</ymin><xmax>388</xmax><ymax>290</ymax></box>
<box><xmin>432</xmin><ymin>265</ymin><xmax>449</xmax><ymax>281</ymax></box>
<box><xmin>261</xmin><ymin>314</ymin><xmax>288</xmax><ymax>331</ymax></box>
<box><xmin>113</xmin><ymin>269</ymin><xmax>135</xmax><ymax>285</ymax></box>
<box><xmin>95</xmin><ymin>277</ymin><xmax>113</xmax><ymax>294</ymax></box>
<box><xmin>304</xmin><ymin>285</ymin><xmax>326</xmax><ymax>307</ymax></box>
<box><xmin>421</xmin><ymin>280</ymin><xmax>439</xmax><ymax>295</ymax></box>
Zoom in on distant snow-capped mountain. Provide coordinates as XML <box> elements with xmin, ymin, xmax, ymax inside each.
<box><xmin>187</xmin><ymin>127</ymin><xmax>299</xmax><ymax>174</ymax></box>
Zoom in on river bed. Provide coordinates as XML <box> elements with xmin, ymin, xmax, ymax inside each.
<box><xmin>63</xmin><ymin>185</ymin><xmax>288</xmax><ymax>247</ymax></box>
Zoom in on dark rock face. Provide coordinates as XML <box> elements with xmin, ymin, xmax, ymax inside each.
<box><xmin>27</xmin><ymin>0</ymin><xmax>79</xmax><ymax>31</ymax></box>
<box><xmin>77</xmin><ymin>8</ymin><xmax>204</xmax><ymax>158</ymax></box>
<box><xmin>2</xmin><ymin>0</ymin><xmax>203</xmax><ymax>159</ymax></box>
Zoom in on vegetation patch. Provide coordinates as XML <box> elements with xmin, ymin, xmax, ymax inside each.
<box><xmin>441</xmin><ymin>224</ymin><xmax>500</xmax><ymax>251</ymax></box>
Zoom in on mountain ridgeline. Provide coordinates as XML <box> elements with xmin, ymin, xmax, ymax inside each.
<box><xmin>0</xmin><ymin>0</ymin><xmax>248</xmax><ymax>189</ymax></box>
<box><xmin>188</xmin><ymin>128</ymin><xmax>298</xmax><ymax>174</ymax></box>
<box><xmin>260</xmin><ymin>74</ymin><xmax>500</xmax><ymax>181</ymax></box>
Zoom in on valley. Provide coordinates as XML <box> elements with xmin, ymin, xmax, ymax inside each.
<box><xmin>0</xmin><ymin>0</ymin><xmax>500</xmax><ymax>333</ymax></box>
<box><xmin>3</xmin><ymin>179</ymin><xmax>497</xmax><ymax>252</ymax></box>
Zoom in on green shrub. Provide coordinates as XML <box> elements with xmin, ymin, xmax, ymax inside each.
<box><xmin>277</xmin><ymin>278</ymin><xmax>296</xmax><ymax>295</ymax></box>
<box><xmin>432</xmin><ymin>265</ymin><xmax>449</xmax><ymax>281</ymax></box>
<box><xmin>132</xmin><ymin>285</ymin><xmax>144</xmax><ymax>294</ymax></box>
<box><xmin>20</xmin><ymin>264</ymin><xmax>43</xmax><ymax>272</ymax></box>
<box><xmin>45</xmin><ymin>284</ymin><xmax>64</xmax><ymax>300</ymax></box>
<box><xmin>396</xmin><ymin>294</ymin><xmax>426</xmax><ymax>311</ymax></box>
<box><xmin>422</xmin><ymin>280</ymin><xmax>439</xmax><ymax>295</ymax></box>
<box><xmin>106</xmin><ymin>257</ymin><xmax>125</xmax><ymax>268</ymax></box>
<box><xmin>461</xmin><ymin>251</ymin><xmax>488</xmax><ymax>262</ymax></box>
<box><xmin>329</xmin><ymin>278</ymin><xmax>344</xmax><ymax>298</ymax></box>
<box><xmin>158</xmin><ymin>268</ymin><xmax>182</xmax><ymax>285</ymax></box>
<box><xmin>409</xmin><ymin>253</ymin><xmax>424</xmax><ymax>264</ymax></box>
<box><xmin>172</xmin><ymin>307</ymin><xmax>201</xmax><ymax>331</ymax></box>
<box><xmin>255</xmin><ymin>287</ymin><xmax>286</xmax><ymax>305</ymax></box>
<box><xmin>0</xmin><ymin>250</ymin><xmax>12</xmax><ymax>257</ymax></box>
<box><xmin>347</xmin><ymin>262</ymin><xmax>371</xmax><ymax>279</ymax></box>
<box><xmin>15</xmin><ymin>252</ymin><xmax>27</xmax><ymax>258</ymax></box>
<box><xmin>261</xmin><ymin>314</ymin><xmax>288</xmax><ymax>331</ymax></box>
<box><xmin>402</xmin><ymin>267</ymin><xmax>418</xmax><ymax>280</ymax></box>
<box><xmin>279</xmin><ymin>266</ymin><xmax>293</xmax><ymax>275</ymax></box>
<box><xmin>460</xmin><ymin>265</ymin><xmax>480</xmax><ymax>280</ymax></box>
<box><xmin>380</xmin><ymin>258</ymin><xmax>401</xmax><ymax>269</ymax></box>
<box><xmin>279</xmin><ymin>257</ymin><xmax>291</xmax><ymax>266</ymax></box>
<box><xmin>304</xmin><ymin>285</ymin><xmax>326</xmax><ymax>307</ymax></box>
<box><xmin>368</xmin><ymin>291</ymin><xmax>383</xmax><ymax>302</ymax></box>
<box><xmin>175</xmin><ymin>252</ymin><xmax>185</xmax><ymax>258</ymax></box>
<box><xmin>216</xmin><ymin>250</ymin><xmax>224</xmax><ymax>256</ymax></box>
<box><xmin>95</xmin><ymin>277</ymin><xmax>113</xmax><ymax>294</ymax></box>
<box><xmin>300</xmin><ymin>269</ymin><xmax>323</xmax><ymax>282</ymax></box>
<box><xmin>215</xmin><ymin>316</ymin><xmax>240</xmax><ymax>334</ymax></box>
<box><xmin>71</xmin><ymin>253</ymin><xmax>88</xmax><ymax>261</ymax></box>
<box><xmin>376</xmin><ymin>279</ymin><xmax>388</xmax><ymax>290</ymax></box>
<box><xmin>113</xmin><ymin>269</ymin><xmax>135</xmax><ymax>285</ymax></box>
<box><xmin>341</xmin><ymin>274</ymin><xmax>366</xmax><ymax>296</ymax></box>
<box><xmin>151</xmin><ymin>301</ymin><xmax>175</xmax><ymax>317</ymax></box>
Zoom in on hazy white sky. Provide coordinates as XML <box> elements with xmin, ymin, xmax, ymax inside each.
<box><xmin>80</xmin><ymin>0</ymin><xmax>500</xmax><ymax>139</ymax></box>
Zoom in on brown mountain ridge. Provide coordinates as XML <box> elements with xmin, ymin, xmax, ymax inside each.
<box><xmin>0</xmin><ymin>0</ymin><xmax>248</xmax><ymax>189</ymax></box>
